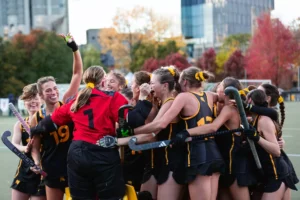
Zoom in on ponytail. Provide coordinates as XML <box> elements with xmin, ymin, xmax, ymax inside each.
<box><xmin>278</xmin><ymin>96</ymin><xmax>285</xmax><ymax>128</ymax></box>
<box><xmin>70</xmin><ymin>87</ymin><xmax>93</xmax><ymax>112</ymax></box>
<box><xmin>70</xmin><ymin>66</ymin><xmax>105</xmax><ymax>112</ymax></box>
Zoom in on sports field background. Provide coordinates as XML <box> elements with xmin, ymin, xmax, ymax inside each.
<box><xmin>0</xmin><ymin>103</ymin><xmax>299</xmax><ymax>199</ymax></box>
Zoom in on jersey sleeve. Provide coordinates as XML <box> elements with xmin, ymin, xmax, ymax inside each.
<box><xmin>127</xmin><ymin>100</ymin><xmax>152</xmax><ymax>128</ymax></box>
<box><xmin>249</xmin><ymin>105</ymin><xmax>278</xmax><ymax>121</ymax></box>
<box><xmin>109</xmin><ymin>92</ymin><xmax>128</xmax><ymax>123</ymax></box>
<box><xmin>51</xmin><ymin>101</ymin><xmax>73</xmax><ymax>125</ymax></box>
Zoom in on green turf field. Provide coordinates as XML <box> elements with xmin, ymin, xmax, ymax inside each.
<box><xmin>0</xmin><ymin>103</ymin><xmax>299</xmax><ymax>199</ymax></box>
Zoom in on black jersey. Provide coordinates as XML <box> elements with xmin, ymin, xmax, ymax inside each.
<box><xmin>155</xmin><ymin>98</ymin><xmax>185</xmax><ymax>166</ymax></box>
<box><xmin>215</xmin><ymin>124</ymin><xmax>242</xmax><ymax>174</ymax></box>
<box><xmin>181</xmin><ymin>92</ymin><xmax>214</xmax><ymax>167</ymax></box>
<box><xmin>13</xmin><ymin>117</ymin><xmax>43</xmax><ymax>182</ymax></box>
<box><xmin>180</xmin><ymin>92</ymin><xmax>224</xmax><ymax>180</ymax></box>
<box><xmin>252</xmin><ymin>115</ymin><xmax>289</xmax><ymax>180</ymax></box>
<box><xmin>35</xmin><ymin>102</ymin><xmax>74</xmax><ymax>178</ymax></box>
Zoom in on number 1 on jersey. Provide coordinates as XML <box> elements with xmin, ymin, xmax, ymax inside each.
<box><xmin>84</xmin><ymin>109</ymin><xmax>95</xmax><ymax>129</ymax></box>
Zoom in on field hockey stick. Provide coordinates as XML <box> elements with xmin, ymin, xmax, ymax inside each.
<box><xmin>118</xmin><ymin>105</ymin><xmax>134</xmax><ymax>137</ymax></box>
<box><xmin>224</xmin><ymin>86</ymin><xmax>262</xmax><ymax>170</ymax></box>
<box><xmin>1</xmin><ymin>131</ymin><xmax>47</xmax><ymax>177</ymax></box>
<box><xmin>128</xmin><ymin>128</ymin><xmax>243</xmax><ymax>151</ymax></box>
<box><xmin>9</xmin><ymin>103</ymin><xmax>31</xmax><ymax>136</ymax></box>
<box><xmin>118</xmin><ymin>105</ymin><xmax>134</xmax><ymax>163</ymax></box>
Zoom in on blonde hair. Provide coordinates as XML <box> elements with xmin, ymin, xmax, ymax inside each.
<box><xmin>110</xmin><ymin>72</ymin><xmax>127</xmax><ymax>88</ymax></box>
<box><xmin>71</xmin><ymin>66</ymin><xmax>106</xmax><ymax>112</ymax></box>
<box><xmin>181</xmin><ymin>66</ymin><xmax>214</xmax><ymax>88</ymax></box>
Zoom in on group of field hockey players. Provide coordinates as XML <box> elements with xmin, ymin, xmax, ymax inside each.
<box><xmin>6</xmin><ymin>33</ymin><xmax>298</xmax><ymax>200</ymax></box>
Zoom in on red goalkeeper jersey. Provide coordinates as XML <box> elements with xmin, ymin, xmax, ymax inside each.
<box><xmin>51</xmin><ymin>89</ymin><xmax>128</xmax><ymax>144</ymax></box>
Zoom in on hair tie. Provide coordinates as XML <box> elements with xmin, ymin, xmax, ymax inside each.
<box><xmin>239</xmin><ymin>90</ymin><xmax>246</xmax><ymax>96</ymax></box>
<box><xmin>167</xmin><ymin>67</ymin><xmax>175</xmax><ymax>76</ymax></box>
<box><xmin>149</xmin><ymin>73</ymin><xmax>152</xmax><ymax>79</ymax></box>
<box><xmin>195</xmin><ymin>72</ymin><xmax>206</xmax><ymax>81</ymax></box>
<box><xmin>125</xmin><ymin>79</ymin><xmax>128</xmax><ymax>86</ymax></box>
<box><xmin>278</xmin><ymin>96</ymin><xmax>284</xmax><ymax>104</ymax></box>
<box><xmin>86</xmin><ymin>82</ymin><xmax>95</xmax><ymax>89</ymax></box>
<box><xmin>243</xmin><ymin>88</ymin><xmax>250</xmax><ymax>93</ymax></box>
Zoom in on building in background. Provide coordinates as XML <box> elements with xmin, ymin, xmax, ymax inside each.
<box><xmin>0</xmin><ymin>0</ymin><xmax>69</xmax><ymax>39</ymax></box>
<box><xmin>181</xmin><ymin>0</ymin><xmax>274</xmax><ymax>58</ymax></box>
<box><xmin>86</xmin><ymin>29</ymin><xmax>115</xmax><ymax>67</ymax></box>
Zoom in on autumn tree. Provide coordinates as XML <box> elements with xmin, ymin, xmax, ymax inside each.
<box><xmin>223</xmin><ymin>50</ymin><xmax>245</xmax><ymax>79</ymax></box>
<box><xmin>143</xmin><ymin>53</ymin><xmax>190</xmax><ymax>72</ymax></box>
<box><xmin>197</xmin><ymin>48</ymin><xmax>218</xmax><ymax>73</ymax></box>
<box><xmin>245</xmin><ymin>13</ymin><xmax>300</xmax><ymax>88</ymax></box>
<box><xmin>215</xmin><ymin>47</ymin><xmax>236</xmax><ymax>75</ymax></box>
<box><xmin>99</xmin><ymin>6</ymin><xmax>172</xmax><ymax>70</ymax></box>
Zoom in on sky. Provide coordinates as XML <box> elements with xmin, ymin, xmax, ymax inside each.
<box><xmin>68</xmin><ymin>0</ymin><xmax>300</xmax><ymax>45</ymax></box>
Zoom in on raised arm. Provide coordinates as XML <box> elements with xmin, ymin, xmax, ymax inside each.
<box><xmin>60</xmin><ymin>34</ymin><xmax>83</xmax><ymax>103</ymax></box>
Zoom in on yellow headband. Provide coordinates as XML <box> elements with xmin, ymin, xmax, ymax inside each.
<box><xmin>167</xmin><ymin>67</ymin><xmax>175</xmax><ymax>76</ymax></box>
<box><xmin>278</xmin><ymin>96</ymin><xmax>284</xmax><ymax>104</ymax></box>
<box><xmin>149</xmin><ymin>73</ymin><xmax>152</xmax><ymax>79</ymax></box>
<box><xmin>86</xmin><ymin>82</ymin><xmax>95</xmax><ymax>89</ymax></box>
<box><xmin>195</xmin><ymin>72</ymin><xmax>206</xmax><ymax>81</ymax></box>
<box><xmin>239</xmin><ymin>90</ymin><xmax>246</xmax><ymax>96</ymax></box>
<box><xmin>125</xmin><ymin>79</ymin><xmax>128</xmax><ymax>86</ymax></box>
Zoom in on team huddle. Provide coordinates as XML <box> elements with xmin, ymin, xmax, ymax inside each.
<box><xmin>6</xmin><ymin>34</ymin><xmax>298</xmax><ymax>200</ymax></box>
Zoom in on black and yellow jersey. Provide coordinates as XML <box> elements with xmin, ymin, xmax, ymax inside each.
<box><xmin>179</xmin><ymin>92</ymin><xmax>224</xmax><ymax>180</ymax></box>
<box><xmin>35</xmin><ymin>101</ymin><xmax>74</xmax><ymax>178</ymax></box>
<box><xmin>181</xmin><ymin>92</ymin><xmax>213</xmax><ymax>130</ymax></box>
<box><xmin>215</xmin><ymin>124</ymin><xmax>242</xmax><ymax>174</ymax></box>
<box><xmin>252</xmin><ymin>115</ymin><xmax>288</xmax><ymax>180</ymax></box>
<box><xmin>13</xmin><ymin>117</ymin><xmax>43</xmax><ymax>182</ymax></box>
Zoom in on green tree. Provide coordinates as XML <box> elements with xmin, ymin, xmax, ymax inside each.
<box><xmin>130</xmin><ymin>42</ymin><xmax>156</xmax><ymax>72</ymax></box>
<box><xmin>0</xmin><ymin>37</ymin><xmax>23</xmax><ymax>96</ymax></box>
<box><xmin>130</xmin><ymin>39</ymin><xmax>181</xmax><ymax>72</ymax></box>
<box><xmin>222</xmin><ymin>33</ymin><xmax>251</xmax><ymax>51</ymax></box>
<box><xmin>82</xmin><ymin>45</ymin><xmax>102</xmax><ymax>70</ymax></box>
<box><xmin>0</xmin><ymin>30</ymin><xmax>73</xmax><ymax>97</ymax></box>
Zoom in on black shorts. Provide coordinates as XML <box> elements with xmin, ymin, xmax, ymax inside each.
<box><xmin>44</xmin><ymin>175</ymin><xmax>68</xmax><ymax>192</ymax></box>
<box><xmin>11</xmin><ymin>177</ymin><xmax>46</xmax><ymax>196</ymax></box>
<box><xmin>67</xmin><ymin>140</ymin><xmax>125</xmax><ymax>200</ymax></box>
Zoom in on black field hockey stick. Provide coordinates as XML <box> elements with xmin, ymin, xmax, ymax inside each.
<box><xmin>118</xmin><ymin>105</ymin><xmax>134</xmax><ymax>163</ymax></box>
<box><xmin>9</xmin><ymin>103</ymin><xmax>31</xmax><ymax>136</ymax></box>
<box><xmin>128</xmin><ymin>128</ymin><xmax>243</xmax><ymax>151</ymax></box>
<box><xmin>224</xmin><ymin>86</ymin><xmax>262</xmax><ymax>170</ymax></box>
<box><xmin>1</xmin><ymin>131</ymin><xmax>47</xmax><ymax>177</ymax></box>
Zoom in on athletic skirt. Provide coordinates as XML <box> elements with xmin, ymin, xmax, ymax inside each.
<box><xmin>186</xmin><ymin>139</ymin><xmax>225</xmax><ymax>182</ymax></box>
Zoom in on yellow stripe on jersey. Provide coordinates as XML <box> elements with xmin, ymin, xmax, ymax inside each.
<box><xmin>181</xmin><ymin>93</ymin><xmax>200</xmax><ymax>120</ymax></box>
<box><xmin>269</xmin><ymin>154</ymin><xmax>278</xmax><ymax>180</ymax></box>
<box><xmin>165</xmin><ymin>124</ymin><xmax>173</xmax><ymax>165</ymax></box>
<box><xmin>14</xmin><ymin>160</ymin><xmax>22</xmax><ymax>178</ymax></box>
